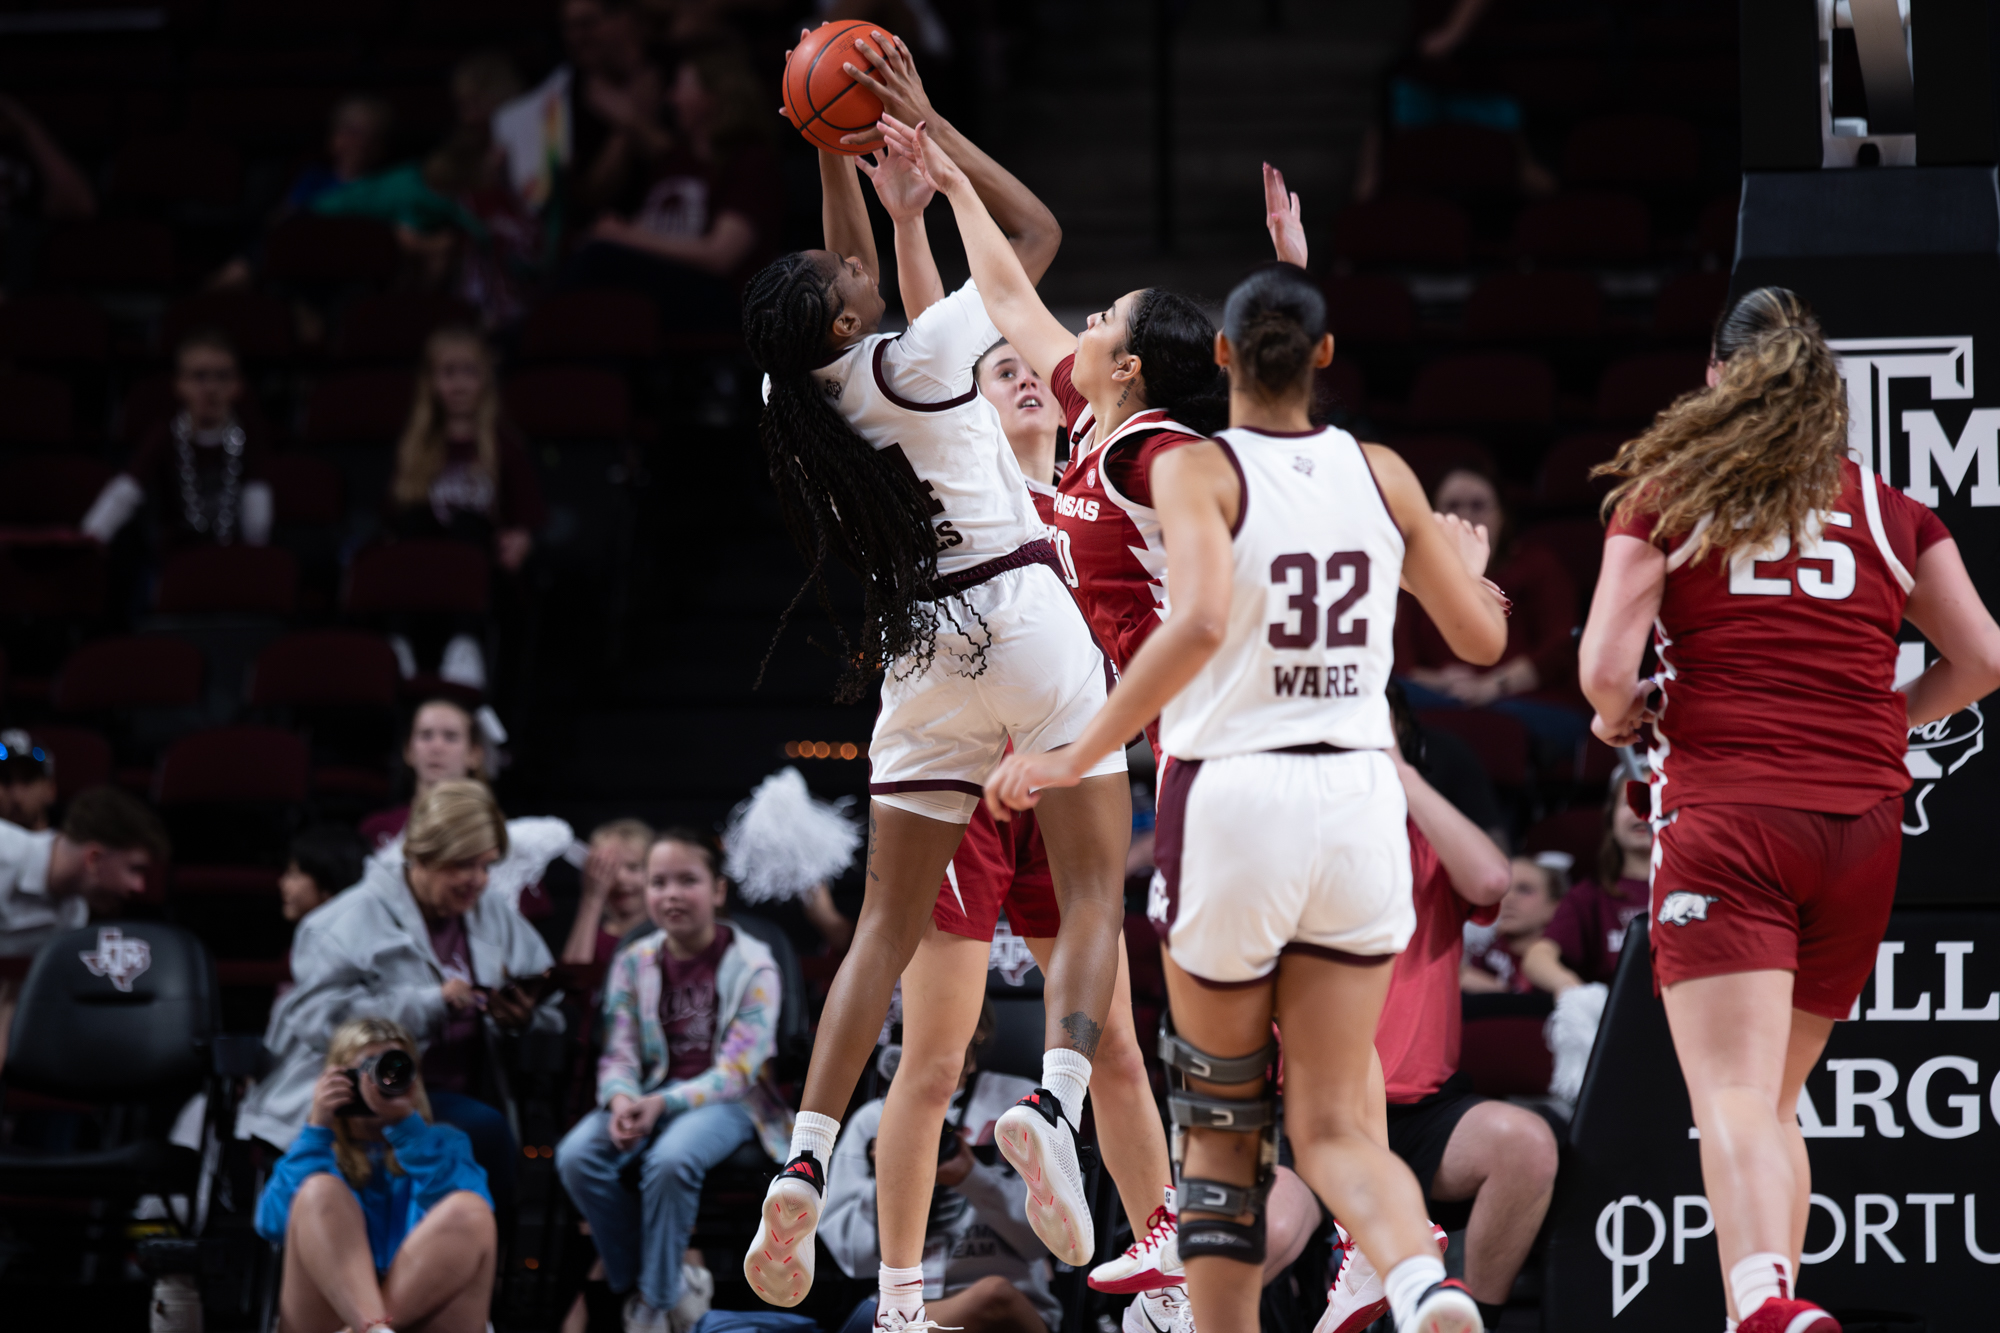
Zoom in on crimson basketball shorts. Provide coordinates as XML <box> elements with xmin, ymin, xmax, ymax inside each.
<box><xmin>931</xmin><ymin>800</ymin><xmax>1060</xmax><ymax>940</ymax></box>
<box><xmin>1149</xmin><ymin>748</ymin><xmax>1414</xmax><ymax>985</ymax></box>
<box><xmin>1648</xmin><ymin>795</ymin><xmax>1903</xmax><ymax>1019</ymax></box>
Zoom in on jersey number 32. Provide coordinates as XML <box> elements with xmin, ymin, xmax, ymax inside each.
<box><xmin>1268</xmin><ymin>551</ymin><xmax>1371</xmax><ymax>648</ymax></box>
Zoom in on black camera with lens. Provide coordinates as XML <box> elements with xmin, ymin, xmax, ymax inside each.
<box><xmin>336</xmin><ymin>1048</ymin><xmax>416</xmax><ymax>1117</ymax></box>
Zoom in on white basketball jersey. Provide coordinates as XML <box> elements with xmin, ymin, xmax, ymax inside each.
<box><xmin>1160</xmin><ymin>425</ymin><xmax>1406</xmax><ymax>760</ymax></box>
<box><xmin>807</xmin><ymin>281</ymin><xmax>1042</xmax><ymax>577</ymax></box>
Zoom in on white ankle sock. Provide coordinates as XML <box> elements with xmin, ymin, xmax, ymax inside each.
<box><xmin>1041</xmin><ymin>1049</ymin><xmax>1092</xmax><ymax>1129</ymax></box>
<box><xmin>878</xmin><ymin>1263</ymin><xmax>924</xmax><ymax>1318</ymax></box>
<box><xmin>1383</xmin><ymin>1254</ymin><xmax>1446</xmax><ymax>1332</ymax></box>
<box><xmin>1729</xmin><ymin>1252</ymin><xmax>1791</xmax><ymax>1320</ymax></box>
<box><xmin>790</xmin><ymin>1111</ymin><xmax>840</xmax><ymax>1166</ymax></box>
<box><xmin>1726</xmin><ymin>1320</ymin><xmax>1740</xmax><ymax>1332</ymax></box>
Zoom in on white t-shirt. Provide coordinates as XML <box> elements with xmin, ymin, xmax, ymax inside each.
<box><xmin>0</xmin><ymin>823</ymin><xmax>75</xmax><ymax>958</ymax></box>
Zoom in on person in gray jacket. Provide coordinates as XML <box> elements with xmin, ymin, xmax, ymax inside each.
<box><xmin>239</xmin><ymin>780</ymin><xmax>561</xmax><ymax>1224</ymax></box>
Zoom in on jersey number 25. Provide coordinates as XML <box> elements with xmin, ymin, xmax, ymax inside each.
<box><xmin>1268</xmin><ymin>552</ymin><xmax>1371</xmax><ymax>649</ymax></box>
<box><xmin>1727</xmin><ymin>511</ymin><xmax>1856</xmax><ymax>601</ymax></box>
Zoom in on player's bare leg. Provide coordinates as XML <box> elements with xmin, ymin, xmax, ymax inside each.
<box><xmin>745</xmin><ymin>802</ymin><xmax>965</xmax><ymax>1307</ymax></box>
<box><xmin>1662</xmin><ymin>971</ymin><xmax>1836</xmax><ymax>1329</ymax></box>
<box><xmin>995</xmin><ymin>771</ymin><xmax>1130</xmax><ymax>1265</ymax></box>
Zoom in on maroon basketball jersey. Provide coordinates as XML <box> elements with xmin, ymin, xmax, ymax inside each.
<box><xmin>1608</xmin><ymin>459</ymin><xmax>1950</xmax><ymax>816</ymax></box>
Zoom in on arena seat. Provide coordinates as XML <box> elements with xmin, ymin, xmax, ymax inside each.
<box><xmin>504</xmin><ymin>367</ymin><xmax>633</xmax><ymax>440</ymax></box>
<box><xmin>1562</xmin><ymin>114</ymin><xmax>1702</xmax><ymax>187</ymax></box>
<box><xmin>1459</xmin><ymin>1014</ymin><xmax>1555</xmax><ymax>1098</ymax></box>
<box><xmin>262</xmin><ymin>453</ymin><xmax>346</xmax><ymax>528</ymax></box>
<box><xmin>160</xmin><ymin>291</ymin><xmax>296</xmax><ymax>363</ymax></box>
<box><xmin>1315</xmin><ymin>357</ymin><xmax>1366</xmax><ymax>414</ymax></box>
<box><xmin>184</xmin><ymin>86</ymin><xmax>341</xmax><ymax>150</ymax></box>
<box><xmin>263</xmin><ymin>215</ymin><xmax>400</xmax><ymax>287</ymax></box>
<box><xmin>156</xmin><ymin>725</ymin><xmax>310</xmax><ymax>878</ymax></box>
<box><xmin>1381</xmin><ymin>123</ymin><xmax>1518</xmax><ymax>198</ymax></box>
<box><xmin>107</xmin><ymin>134</ymin><xmax>243</xmax><ymax>212</ymax></box>
<box><xmin>54</xmin><ymin>635</ymin><xmax>204</xmax><ymax>713</ymax></box>
<box><xmin>1653</xmin><ymin>270</ymin><xmax>1730</xmax><ymax>340</ymax></box>
<box><xmin>24</xmin><ymin>724</ymin><xmax>113</xmax><ymax>800</ymax></box>
<box><xmin>1326</xmin><ymin>275</ymin><xmax>1417</xmax><ymax>342</ymax></box>
<box><xmin>1516</xmin><ymin>515</ymin><xmax>1607</xmax><ymax>612</ymax></box>
<box><xmin>1534</xmin><ymin>430</ymin><xmax>1625</xmax><ymax>510</ymax></box>
<box><xmin>153</xmin><ymin>545</ymin><xmax>300</xmax><ymax>617</ymax></box>
<box><xmin>0</xmin><ymin>295</ymin><xmax>110</xmax><ymax>365</ymax></box>
<box><xmin>1465</xmin><ymin>271</ymin><xmax>1603</xmax><ymax>341</ymax></box>
<box><xmin>42</xmin><ymin>219</ymin><xmax>176</xmax><ymax>290</ymax></box>
<box><xmin>1419</xmin><ymin>708</ymin><xmax>1533</xmax><ymax>789</ymax></box>
<box><xmin>1332</xmin><ymin>197</ymin><xmax>1472</xmax><ymax>267</ymax></box>
<box><xmin>0</xmin><ymin>372</ymin><xmax>74</xmax><ymax>447</ymax></box>
<box><xmin>1594</xmin><ymin>351</ymin><xmax>1707</xmax><ymax>424</ymax></box>
<box><xmin>249</xmin><ymin>629</ymin><xmax>399</xmax><ymax>709</ymax></box>
<box><xmin>331</xmin><ymin>292</ymin><xmax>477</xmax><ymax>363</ymax></box>
<box><xmin>518</xmin><ymin>290</ymin><xmax>661</xmax><ymax>362</ymax></box>
<box><xmin>344</xmin><ymin>539</ymin><xmax>490</xmax><ymax>615</ymax></box>
<box><xmin>1523</xmin><ymin>806</ymin><xmax>1604</xmax><ymax>876</ymax></box>
<box><xmin>1510</xmin><ymin>192</ymin><xmax>1651</xmax><ymax>264</ymax></box>
<box><xmin>1410</xmin><ymin>352</ymin><xmax>1556</xmax><ymax>426</ymax></box>
<box><xmin>0</xmin><ymin>542</ymin><xmax>109</xmax><ymax>619</ymax></box>
<box><xmin>1386</xmin><ymin>434</ymin><xmax>1495</xmax><ymax>494</ymax></box>
<box><xmin>300</xmin><ymin>369</ymin><xmax>415</xmax><ymax>446</ymax></box>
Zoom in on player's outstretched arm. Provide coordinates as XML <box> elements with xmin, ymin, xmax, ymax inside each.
<box><xmin>1902</xmin><ymin>537</ymin><xmax>2000</xmax><ymax>726</ymax></box>
<box><xmin>1366</xmin><ymin>444</ymin><xmax>1507</xmax><ymax>666</ymax></box>
<box><xmin>1577</xmin><ymin>533</ymin><xmax>1665</xmax><ymax>745</ymax></box>
<box><xmin>819</xmin><ymin>149</ymin><xmax>880</xmax><ymax>287</ymax></box>
<box><xmin>884</xmin><ymin>116</ymin><xmax>1075</xmax><ymax>381</ymax></box>
<box><xmin>840</xmin><ymin>33</ymin><xmax>1061</xmax><ymax>282</ymax></box>
<box><xmin>856</xmin><ymin>143</ymin><xmax>943</xmax><ymax>320</ymax></box>
<box><xmin>983</xmin><ymin>443</ymin><xmax>1239</xmax><ymax>816</ymax></box>
<box><xmin>1264</xmin><ymin>162</ymin><xmax>1307</xmax><ymax>268</ymax></box>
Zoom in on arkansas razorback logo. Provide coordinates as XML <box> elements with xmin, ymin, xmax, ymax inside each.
<box><xmin>1657</xmin><ymin>892</ymin><xmax>1720</xmax><ymax>927</ymax></box>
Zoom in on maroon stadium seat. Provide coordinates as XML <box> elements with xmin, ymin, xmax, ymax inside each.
<box><xmin>1516</xmin><ymin>515</ymin><xmax>1607</xmax><ymax>611</ymax></box>
<box><xmin>262</xmin><ymin>454</ymin><xmax>346</xmax><ymax>527</ymax></box>
<box><xmin>504</xmin><ymin>367</ymin><xmax>632</xmax><ymax>439</ymax></box>
<box><xmin>1654</xmin><ymin>270</ymin><xmax>1730</xmax><ymax>340</ymax></box>
<box><xmin>1332</xmin><ymin>197</ymin><xmax>1472</xmax><ymax>267</ymax></box>
<box><xmin>156</xmin><ymin>725</ymin><xmax>309</xmax><ymax>804</ymax></box>
<box><xmin>1382</xmin><ymin>124</ymin><xmax>1517</xmax><ymax>197</ymax></box>
<box><xmin>1510</xmin><ymin>192</ymin><xmax>1651</xmax><ymax>264</ymax></box>
<box><xmin>1387</xmin><ymin>434</ymin><xmax>1494</xmax><ymax>495</ymax></box>
<box><xmin>332</xmin><ymin>292</ymin><xmax>477</xmax><ymax>363</ymax></box>
<box><xmin>25</xmin><ymin>724</ymin><xmax>113</xmax><ymax>801</ymax></box>
<box><xmin>0</xmin><ymin>372</ymin><xmax>73</xmax><ymax>446</ymax></box>
<box><xmin>263</xmin><ymin>215</ymin><xmax>400</xmax><ymax>287</ymax></box>
<box><xmin>54</xmin><ymin>635</ymin><xmax>203</xmax><ymax>712</ymax></box>
<box><xmin>1460</xmin><ymin>1015</ymin><xmax>1555</xmax><ymax>1098</ymax></box>
<box><xmin>1595</xmin><ymin>352</ymin><xmax>1707</xmax><ymax>424</ymax></box>
<box><xmin>0</xmin><ymin>295</ymin><xmax>111</xmax><ymax>364</ymax></box>
<box><xmin>1420</xmin><ymin>708</ymin><xmax>1533</xmax><ymax>788</ymax></box>
<box><xmin>1696</xmin><ymin>194</ymin><xmax>1739</xmax><ymax>263</ymax></box>
<box><xmin>250</xmin><ymin>629</ymin><xmax>400</xmax><ymax>708</ymax></box>
<box><xmin>1326</xmin><ymin>275</ymin><xmax>1417</xmax><ymax>342</ymax></box>
<box><xmin>1315</xmin><ymin>358</ymin><xmax>1366</xmax><ymax>413</ymax></box>
<box><xmin>43</xmin><ymin>220</ymin><xmax>176</xmax><ymax>290</ymax></box>
<box><xmin>1535</xmin><ymin>430</ymin><xmax>1625</xmax><ymax>510</ymax></box>
<box><xmin>108</xmin><ymin>135</ymin><xmax>243</xmax><ymax>211</ymax></box>
<box><xmin>0</xmin><ymin>542</ymin><xmax>109</xmax><ymax>618</ymax></box>
<box><xmin>301</xmin><ymin>369</ymin><xmax>416</xmax><ymax>446</ymax></box>
<box><xmin>1563</xmin><ymin>114</ymin><xmax>1701</xmax><ymax>187</ymax></box>
<box><xmin>519</xmin><ymin>290</ymin><xmax>661</xmax><ymax>362</ymax></box>
<box><xmin>1523</xmin><ymin>807</ymin><xmax>1605</xmax><ymax>875</ymax></box>
<box><xmin>0</xmin><ymin>456</ymin><xmax>114</xmax><ymax>526</ymax></box>
<box><xmin>1410</xmin><ymin>353</ymin><xmax>1555</xmax><ymax>426</ymax></box>
<box><xmin>154</xmin><ymin>546</ymin><xmax>300</xmax><ymax>617</ymax></box>
<box><xmin>345</xmin><ymin>539</ymin><xmax>490</xmax><ymax>615</ymax></box>
<box><xmin>160</xmin><ymin>291</ymin><xmax>296</xmax><ymax>362</ymax></box>
<box><xmin>1464</xmin><ymin>272</ymin><xmax>1602</xmax><ymax>341</ymax></box>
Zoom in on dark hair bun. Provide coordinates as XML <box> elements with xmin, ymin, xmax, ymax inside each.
<box><xmin>1222</xmin><ymin>264</ymin><xmax>1325</xmax><ymax>396</ymax></box>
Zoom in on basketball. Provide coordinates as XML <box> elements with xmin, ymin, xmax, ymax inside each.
<box><xmin>780</xmin><ymin>20</ymin><xmax>896</xmax><ymax>156</ymax></box>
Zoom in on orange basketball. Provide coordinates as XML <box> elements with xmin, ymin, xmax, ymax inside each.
<box><xmin>781</xmin><ymin>20</ymin><xmax>896</xmax><ymax>156</ymax></box>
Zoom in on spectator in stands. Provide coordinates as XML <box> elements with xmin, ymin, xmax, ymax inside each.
<box><xmin>82</xmin><ymin>329</ymin><xmax>274</xmax><ymax>553</ymax></box>
<box><xmin>822</xmin><ymin>1000</ymin><xmax>1059</xmax><ymax>1333</ymax></box>
<box><xmin>0</xmin><ymin>93</ymin><xmax>96</xmax><ymax>295</ymax></box>
<box><xmin>560</xmin><ymin>817</ymin><xmax>654</xmax><ymax>969</ymax></box>
<box><xmin>362</xmin><ymin>699</ymin><xmax>488</xmax><ymax>849</ymax></box>
<box><xmin>240</xmin><ymin>781</ymin><xmax>562</xmax><ymax>1232</ymax></box>
<box><xmin>426</xmin><ymin>51</ymin><xmax>548</xmax><ymax>328</ymax></box>
<box><xmin>563</xmin><ymin>0</ymin><xmax>669</xmax><ymax>226</ymax></box>
<box><xmin>210</xmin><ymin>95</ymin><xmax>397</xmax><ymax>290</ymax></box>
<box><xmin>1461</xmin><ymin>854</ymin><xmax>1573</xmax><ymax>994</ymax></box>
<box><xmin>1395</xmin><ymin>464</ymin><xmax>1586</xmax><ymax>755</ymax></box>
<box><xmin>256</xmin><ymin>1015</ymin><xmax>496</xmax><ymax>1333</ymax></box>
<box><xmin>0</xmin><ymin>730</ymin><xmax>57</xmax><ymax>832</ymax></box>
<box><xmin>1540</xmin><ymin>781</ymin><xmax>1652</xmax><ymax>989</ymax></box>
<box><xmin>556</xmin><ymin>829</ymin><xmax>792</xmax><ymax>1333</ymax></box>
<box><xmin>565</xmin><ymin>42</ymin><xmax>782</xmax><ymax>332</ymax></box>
<box><xmin>281</xmin><ymin>823</ymin><xmax>370</xmax><ymax>923</ymax></box>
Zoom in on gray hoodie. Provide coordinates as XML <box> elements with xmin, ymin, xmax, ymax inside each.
<box><xmin>237</xmin><ymin>853</ymin><xmax>561</xmax><ymax>1149</ymax></box>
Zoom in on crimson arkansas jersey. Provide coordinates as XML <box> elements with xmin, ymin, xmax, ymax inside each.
<box><xmin>1048</xmin><ymin>353</ymin><xmax>1207</xmax><ymax>672</ymax></box>
<box><xmin>1609</xmin><ymin>459</ymin><xmax>1951</xmax><ymax>817</ymax></box>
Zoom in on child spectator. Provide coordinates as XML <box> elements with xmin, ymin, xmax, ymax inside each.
<box><xmin>1541</xmin><ymin>783</ymin><xmax>1653</xmax><ymax>987</ymax></box>
<box><xmin>560</xmin><ymin>817</ymin><xmax>653</xmax><ymax>970</ymax></box>
<box><xmin>1461</xmin><ymin>854</ymin><xmax>1573</xmax><ymax>994</ymax></box>
<box><xmin>83</xmin><ymin>330</ymin><xmax>274</xmax><ymax>552</ymax></box>
<box><xmin>361</xmin><ymin>699</ymin><xmax>488</xmax><ymax>850</ymax></box>
<box><xmin>821</xmin><ymin>1000</ymin><xmax>1059</xmax><ymax>1333</ymax></box>
<box><xmin>556</xmin><ymin>829</ymin><xmax>792</xmax><ymax>1333</ymax></box>
<box><xmin>0</xmin><ymin>730</ymin><xmax>57</xmax><ymax>832</ymax></box>
<box><xmin>286</xmin><ymin>95</ymin><xmax>396</xmax><ymax>214</ymax></box>
<box><xmin>255</xmin><ymin>1016</ymin><xmax>496</xmax><ymax>1333</ymax></box>
<box><xmin>280</xmin><ymin>823</ymin><xmax>370</xmax><ymax>922</ymax></box>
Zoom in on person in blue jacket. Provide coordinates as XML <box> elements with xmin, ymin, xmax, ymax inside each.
<box><xmin>256</xmin><ymin>1016</ymin><xmax>496</xmax><ymax>1333</ymax></box>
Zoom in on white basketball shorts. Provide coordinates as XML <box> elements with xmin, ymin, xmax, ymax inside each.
<box><xmin>1147</xmin><ymin>747</ymin><xmax>1414</xmax><ymax>983</ymax></box>
<box><xmin>870</xmin><ymin>559</ymin><xmax>1127</xmax><ymax>823</ymax></box>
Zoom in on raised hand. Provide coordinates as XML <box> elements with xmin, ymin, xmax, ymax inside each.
<box><xmin>1265</xmin><ymin>161</ymin><xmax>1307</xmax><ymax>268</ymax></box>
<box><xmin>839</xmin><ymin>32</ymin><xmax>933</xmax><ymax>148</ymax></box>
<box><xmin>877</xmin><ymin>115</ymin><xmax>965</xmax><ymax>194</ymax></box>
<box><xmin>855</xmin><ymin>145</ymin><xmax>934</xmax><ymax>222</ymax></box>
<box><xmin>1432</xmin><ymin>510</ymin><xmax>1489</xmax><ymax>578</ymax></box>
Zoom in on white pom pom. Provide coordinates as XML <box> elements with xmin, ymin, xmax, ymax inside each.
<box><xmin>1545</xmin><ymin>981</ymin><xmax>1609</xmax><ymax>1104</ymax></box>
<box><xmin>724</xmin><ymin>767</ymin><xmax>862</xmax><ymax>904</ymax></box>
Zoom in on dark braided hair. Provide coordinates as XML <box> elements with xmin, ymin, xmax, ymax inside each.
<box><xmin>1120</xmin><ymin>289</ymin><xmax>1229</xmax><ymax>435</ymax></box>
<box><xmin>743</xmin><ymin>252</ymin><xmax>948</xmax><ymax>702</ymax></box>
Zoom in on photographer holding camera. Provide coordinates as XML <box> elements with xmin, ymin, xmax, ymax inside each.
<box><xmin>256</xmin><ymin>1016</ymin><xmax>496</xmax><ymax>1333</ymax></box>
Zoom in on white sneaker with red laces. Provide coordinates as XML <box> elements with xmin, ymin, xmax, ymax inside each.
<box><xmin>1313</xmin><ymin>1220</ymin><xmax>1450</xmax><ymax>1333</ymax></box>
<box><xmin>1090</xmin><ymin>1193</ymin><xmax>1184</xmax><ymax>1293</ymax></box>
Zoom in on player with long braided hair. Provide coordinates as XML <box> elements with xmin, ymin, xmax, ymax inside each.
<box><xmin>739</xmin><ymin>41</ymin><xmax>1133</xmax><ymax>1321</ymax></box>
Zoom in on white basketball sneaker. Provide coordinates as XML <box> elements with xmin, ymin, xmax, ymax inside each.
<box><xmin>875</xmin><ymin>1303</ymin><xmax>962</xmax><ymax>1332</ymax></box>
<box><xmin>743</xmin><ymin>1152</ymin><xmax>824</xmax><ymax>1307</ymax></box>
<box><xmin>995</xmin><ymin>1086</ymin><xmax>1095</xmax><ymax>1265</ymax></box>
<box><xmin>1314</xmin><ymin>1219</ymin><xmax>1450</xmax><ymax>1333</ymax></box>
<box><xmin>1122</xmin><ymin>1284</ymin><xmax>1193</xmax><ymax>1333</ymax></box>
<box><xmin>1090</xmin><ymin>1198</ymin><xmax>1183</xmax><ymax>1293</ymax></box>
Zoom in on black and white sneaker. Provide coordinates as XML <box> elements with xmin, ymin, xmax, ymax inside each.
<box><xmin>996</xmin><ymin>1087</ymin><xmax>1095</xmax><ymax>1265</ymax></box>
<box><xmin>743</xmin><ymin>1152</ymin><xmax>824</xmax><ymax>1307</ymax></box>
<box><xmin>1408</xmin><ymin>1278</ymin><xmax>1481</xmax><ymax>1333</ymax></box>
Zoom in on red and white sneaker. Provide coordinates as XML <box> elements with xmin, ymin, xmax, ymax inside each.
<box><xmin>1313</xmin><ymin>1220</ymin><xmax>1451</xmax><ymax>1333</ymax></box>
<box><xmin>1090</xmin><ymin>1200</ymin><xmax>1183</xmax><ymax>1293</ymax></box>
<box><xmin>1409</xmin><ymin>1278</ymin><xmax>1481</xmax><ymax>1333</ymax></box>
<box><xmin>1738</xmin><ymin>1299</ymin><xmax>1840</xmax><ymax>1333</ymax></box>
<box><xmin>996</xmin><ymin>1087</ymin><xmax>1095</xmax><ymax>1265</ymax></box>
<box><xmin>743</xmin><ymin>1152</ymin><xmax>824</xmax><ymax>1307</ymax></box>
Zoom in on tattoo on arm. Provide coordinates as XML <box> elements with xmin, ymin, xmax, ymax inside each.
<box><xmin>1057</xmin><ymin>1011</ymin><xmax>1102</xmax><ymax>1059</ymax></box>
<box><xmin>866</xmin><ymin>808</ymin><xmax>881</xmax><ymax>882</ymax></box>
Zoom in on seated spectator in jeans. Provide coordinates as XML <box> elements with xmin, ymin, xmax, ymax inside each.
<box><xmin>240</xmin><ymin>781</ymin><xmax>561</xmax><ymax>1228</ymax></box>
<box><xmin>82</xmin><ymin>329</ymin><xmax>275</xmax><ymax>553</ymax></box>
<box><xmin>1394</xmin><ymin>464</ymin><xmax>1585</xmax><ymax>755</ymax></box>
<box><xmin>565</xmin><ymin>43</ymin><xmax>782</xmax><ymax>334</ymax></box>
<box><xmin>1540</xmin><ymin>781</ymin><xmax>1652</xmax><ymax>989</ymax></box>
<box><xmin>257</xmin><ymin>1016</ymin><xmax>496</xmax><ymax>1333</ymax></box>
<box><xmin>557</xmin><ymin>829</ymin><xmax>792</xmax><ymax>1333</ymax></box>
<box><xmin>822</xmin><ymin>1001</ymin><xmax>1059</xmax><ymax>1333</ymax></box>
<box><xmin>362</xmin><ymin>699</ymin><xmax>488</xmax><ymax>850</ymax></box>
<box><xmin>281</xmin><ymin>822</ymin><xmax>370</xmax><ymax>923</ymax></box>
<box><xmin>0</xmin><ymin>729</ymin><xmax>57</xmax><ymax>832</ymax></box>
<box><xmin>1460</xmin><ymin>854</ymin><xmax>1571</xmax><ymax>995</ymax></box>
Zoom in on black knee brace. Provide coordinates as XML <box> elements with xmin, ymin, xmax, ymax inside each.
<box><xmin>1157</xmin><ymin>1016</ymin><xmax>1279</xmax><ymax>1264</ymax></box>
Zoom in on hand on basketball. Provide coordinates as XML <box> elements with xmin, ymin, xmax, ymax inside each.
<box><xmin>837</xmin><ymin>32</ymin><xmax>930</xmax><ymax>148</ymax></box>
<box><xmin>877</xmin><ymin>116</ymin><xmax>965</xmax><ymax>195</ymax></box>
<box><xmin>1591</xmin><ymin>675</ymin><xmax>1659</xmax><ymax>748</ymax></box>
<box><xmin>856</xmin><ymin>146</ymin><xmax>934</xmax><ymax>221</ymax></box>
<box><xmin>984</xmin><ymin>748</ymin><xmax>1085</xmax><ymax>819</ymax></box>
<box><xmin>1264</xmin><ymin>162</ymin><xmax>1307</xmax><ymax>268</ymax></box>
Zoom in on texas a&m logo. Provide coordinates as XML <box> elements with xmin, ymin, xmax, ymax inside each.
<box><xmin>78</xmin><ymin>927</ymin><xmax>151</xmax><ymax>992</ymax></box>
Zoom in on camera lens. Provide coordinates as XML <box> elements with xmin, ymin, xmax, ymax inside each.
<box><xmin>372</xmin><ymin>1048</ymin><xmax>416</xmax><ymax>1097</ymax></box>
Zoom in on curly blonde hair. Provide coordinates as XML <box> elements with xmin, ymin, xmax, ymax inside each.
<box><xmin>1596</xmin><ymin>287</ymin><xmax>1848</xmax><ymax>566</ymax></box>
<box><xmin>325</xmin><ymin>1016</ymin><xmax>433</xmax><ymax>1189</ymax></box>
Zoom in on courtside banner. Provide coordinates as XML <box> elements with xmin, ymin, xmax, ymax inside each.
<box><xmin>1545</xmin><ymin>914</ymin><xmax>2000</xmax><ymax>1329</ymax></box>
